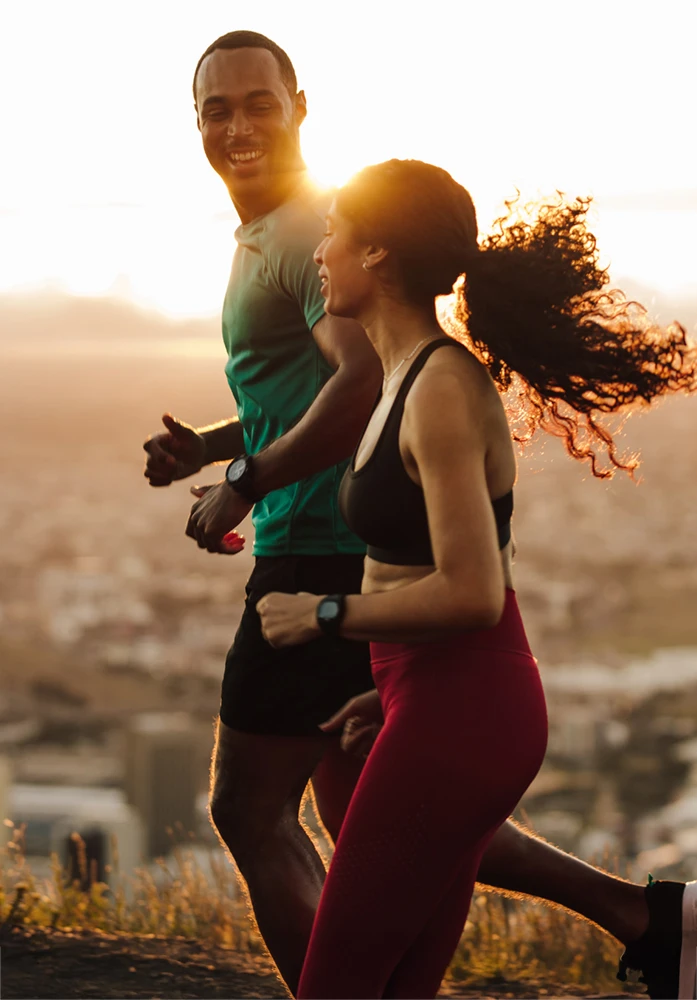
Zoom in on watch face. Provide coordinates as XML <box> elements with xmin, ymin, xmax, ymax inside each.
<box><xmin>227</xmin><ymin>458</ymin><xmax>246</xmax><ymax>484</ymax></box>
<box><xmin>318</xmin><ymin>599</ymin><xmax>341</xmax><ymax>623</ymax></box>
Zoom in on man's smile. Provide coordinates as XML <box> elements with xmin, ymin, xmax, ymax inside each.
<box><xmin>227</xmin><ymin>147</ymin><xmax>266</xmax><ymax>167</ymax></box>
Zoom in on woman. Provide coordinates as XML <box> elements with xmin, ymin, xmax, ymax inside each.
<box><xmin>257</xmin><ymin>159</ymin><xmax>696</xmax><ymax>999</ymax></box>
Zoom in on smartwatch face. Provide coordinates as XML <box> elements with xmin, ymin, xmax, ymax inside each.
<box><xmin>318</xmin><ymin>598</ymin><xmax>341</xmax><ymax>624</ymax></box>
<box><xmin>227</xmin><ymin>458</ymin><xmax>246</xmax><ymax>484</ymax></box>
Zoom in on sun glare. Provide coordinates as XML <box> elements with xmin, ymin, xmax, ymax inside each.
<box><xmin>0</xmin><ymin>1</ymin><xmax>694</xmax><ymax>318</ymax></box>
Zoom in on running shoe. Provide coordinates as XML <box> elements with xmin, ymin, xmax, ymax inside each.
<box><xmin>617</xmin><ymin>877</ymin><xmax>697</xmax><ymax>999</ymax></box>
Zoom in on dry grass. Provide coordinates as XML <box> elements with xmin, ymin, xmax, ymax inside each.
<box><xmin>0</xmin><ymin>824</ymin><xmax>630</xmax><ymax>994</ymax></box>
<box><xmin>0</xmin><ymin>824</ymin><xmax>263</xmax><ymax>953</ymax></box>
<box><xmin>450</xmin><ymin>891</ymin><xmax>626</xmax><ymax>992</ymax></box>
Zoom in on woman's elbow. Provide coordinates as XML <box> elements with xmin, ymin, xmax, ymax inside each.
<box><xmin>450</xmin><ymin>587</ymin><xmax>505</xmax><ymax>631</ymax></box>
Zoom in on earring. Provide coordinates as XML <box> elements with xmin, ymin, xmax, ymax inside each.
<box><xmin>363</xmin><ymin>262</ymin><xmax>370</xmax><ymax>271</ymax></box>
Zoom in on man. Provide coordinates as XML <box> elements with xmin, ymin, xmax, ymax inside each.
<box><xmin>143</xmin><ymin>30</ymin><xmax>692</xmax><ymax>999</ymax></box>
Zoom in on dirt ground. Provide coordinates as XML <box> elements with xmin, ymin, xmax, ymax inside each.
<box><xmin>0</xmin><ymin>927</ymin><xmax>644</xmax><ymax>1000</ymax></box>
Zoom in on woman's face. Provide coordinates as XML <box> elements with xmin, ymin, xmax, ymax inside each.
<box><xmin>313</xmin><ymin>200</ymin><xmax>373</xmax><ymax>319</ymax></box>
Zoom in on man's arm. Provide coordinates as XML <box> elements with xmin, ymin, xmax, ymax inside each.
<box><xmin>184</xmin><ymin>315</ymin><xmax>381</xmax><ymax>551</ymax></box>
<box><xmin>252</xmin><ymin>314</ymin><xmax>382</xmax><ymax>494</ymax></box>
<box><xmin>198</xmin><ymin>418</ymin><xmax>246</xmax><ymax>464</ymax></box>
<box><xmin>143</xmin><ymin>414</ymin><xmax>245</xmax><ymax>486</ymax></box>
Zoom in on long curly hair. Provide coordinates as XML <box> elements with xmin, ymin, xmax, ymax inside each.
<box><xmin>336</xmin><ymin>160</ymin><xmax>697</xmax><ymax>477</ymax></box>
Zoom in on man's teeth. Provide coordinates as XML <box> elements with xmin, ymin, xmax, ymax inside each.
<box><xmin>229</xmin><ymin>150</ymin><xmax>264</xmax><ymax>162</ymax></box>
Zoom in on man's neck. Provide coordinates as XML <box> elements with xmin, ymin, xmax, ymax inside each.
<box><xmin>230</xmin><ymin>169</ymin><xmax>309</xmax><ymax>225</ymax></box>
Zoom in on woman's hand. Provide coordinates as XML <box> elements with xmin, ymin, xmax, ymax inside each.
<box><xmin>320</xmin><ymin>689</ymin><xmax>384</xmax><ymax>759</ymax></box>
<box><xmin>256</xmin><ymin>592</ymin><xmax>323</xmax><ymax>648</ymax></box>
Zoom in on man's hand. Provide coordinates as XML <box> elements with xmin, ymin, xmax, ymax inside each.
<box><xmin>319</xmin><ymin>689</ymin><xmax>384</xmax><ymax>758</ymax></box>
<box><xmin>256</xmin><ymin>592</ymin><xmax>322</xmax><ymax>648</ymax></box>
<box><xmin>144</xmin><ymin>413</ymin><xmax>208</xmax><ymax>486</ymax></box>
<box><xmin>185</xmin><ymin>482</ymin><xmax>252</xmax><ymax>553</ymax></box>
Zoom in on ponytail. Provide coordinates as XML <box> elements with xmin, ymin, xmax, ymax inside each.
<box><xmin>448</xmin><ymin>194</ymin><xmax>696</xmax><ymax>477</ymax></box>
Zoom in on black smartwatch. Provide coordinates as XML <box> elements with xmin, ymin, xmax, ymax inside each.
<box><xmin>225</xmin><ymin>454</ymin><xmax>265</xmax><ymax>505</ymax></box>
<box><xmin>315</xmin><ymin>594</ymin><xmax>347</xmax><ymax>638</ymax></box>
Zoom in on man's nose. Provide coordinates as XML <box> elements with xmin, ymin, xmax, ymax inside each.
<box><xmin>227</xmin><ymin>110</ymin><xmax>253</xmax><ymax>138</ymax></box>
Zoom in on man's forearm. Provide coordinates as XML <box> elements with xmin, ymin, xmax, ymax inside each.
<box><xmin>198</xmin><ymin>419</ymin><xmax>246</xmax><ymax>465</ymax></box>
<box><xmin>253</xmin><ymin>366</ymin><xmax>379</xmax><ymax>495</ymax></box>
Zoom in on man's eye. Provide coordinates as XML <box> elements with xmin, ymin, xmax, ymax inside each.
<box><xmin>249</xmin><ymin>104</ymin><xmax>273</xmax><ymax>113</ymax></box>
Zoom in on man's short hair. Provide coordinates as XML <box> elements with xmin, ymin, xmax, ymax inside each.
<box><xmin>193</xmin><ymin>30</ymin><xmax>298</xmax><ymax>104</ymax></box>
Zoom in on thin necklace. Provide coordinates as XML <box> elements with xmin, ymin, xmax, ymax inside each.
<box><xmin>382</xmin><ymin>336</ymin><xmax>439</xmax><ymax>387</ymax></box>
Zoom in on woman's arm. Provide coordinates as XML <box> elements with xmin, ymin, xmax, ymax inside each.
<box><xmin>257</xmin><ymin>364</ymin><xmax>508</xmax><ymax>645</ymax></box>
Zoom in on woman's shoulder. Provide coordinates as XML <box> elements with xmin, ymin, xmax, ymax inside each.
<box><xmin>412</xmin><ymin>339</ymin><xmax>494</xmax><ymax>404</ymax></box>
<box><xmin>402</xmin><ymin>340</ymin><xmax>506</xmax><ymax>453</ymax></box>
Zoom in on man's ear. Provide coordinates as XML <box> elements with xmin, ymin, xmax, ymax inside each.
<box><xmin>295</xmin><ymin>89</ymin><xmax>308</xmax><ymax>126</ymax></box>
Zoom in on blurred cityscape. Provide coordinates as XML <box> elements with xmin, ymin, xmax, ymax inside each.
<box><xmin>1</xmin><ymin>291</ymin><xmax>697</xmax><ymax>894</ymax></box>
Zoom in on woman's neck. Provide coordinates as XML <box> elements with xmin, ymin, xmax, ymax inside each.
<box><xmin>361</xmin><ymin>296</ymin><xmax>444</xmax><ymax>384</ymax></box>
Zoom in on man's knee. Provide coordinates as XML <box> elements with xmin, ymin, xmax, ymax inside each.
<box><xmin>208</xmin><ymin>721</ymin><xmax>323</xmax><ymax>869</ymax></box>
<box><xmin>209</xmin><ymin>785</ymin><xmax>306</xmax><ymax>875</ymax></box>
<box><xmin>209</xmin><ymin>787</ymin><xmax>257</xmax><ymax>861</ymax></box>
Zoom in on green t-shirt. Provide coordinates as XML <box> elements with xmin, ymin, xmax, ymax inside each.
<box><xmin>222</xmin><ymin>181</ymin><xmax>366</xmax><ymax>557</ymax></box>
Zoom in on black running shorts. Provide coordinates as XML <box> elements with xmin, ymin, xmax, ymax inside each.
<box><xmin>220</xmin><ymin>555</ymin><xmax>374</xmax><ymax>736</ymax></box>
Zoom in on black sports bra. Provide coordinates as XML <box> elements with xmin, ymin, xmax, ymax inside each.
<box><xmin>338</xmin><ymin>339</ymin><xmax>513</xmax><ymax>566</ymax></box>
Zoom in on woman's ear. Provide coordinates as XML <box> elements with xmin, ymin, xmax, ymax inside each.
<box><xmin>363</xmin><ymin>245</ymin><xmax>389</xmax><ymax>271</ymax></box>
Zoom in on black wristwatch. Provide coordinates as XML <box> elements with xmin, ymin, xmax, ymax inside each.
<box><xmin>315</xmin><ymin>594</ymin><xmax>347</xmax><ymax>638</ymax></box>
<box><xmin>225</xmin><ymin>454</ymin><xmax>265</xmax><ymax>505</ymax></box>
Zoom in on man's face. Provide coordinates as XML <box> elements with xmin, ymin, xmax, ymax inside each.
<box><xmin>195</xmin><ymin>47</ymin><xmax>306</xmax><ymax>202</ymax></box>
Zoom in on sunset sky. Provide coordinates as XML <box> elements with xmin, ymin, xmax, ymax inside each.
<box><xmin>1</xmin><ymin>0</ymin><xmax>695</xmax><ymax>318</ymax></box>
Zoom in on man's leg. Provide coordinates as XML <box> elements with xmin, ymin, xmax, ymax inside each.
<box><xmin>477</xmin><ymin>818</ymin><xmax>649</xmax><ymax>944</ymax></box>
<box><xmin>209</xmin><ymin>718</ymin><xmax>330</xmax><ymax>995</ymax></box>
<box><xmin>211</xmin><ymin>554</ymin><xmax>374</xmax><ymax>992</ymax></box>
<box><xmin>310</xmin><ymin>735</ymin><xmax>365</xmax><ymax>844</ymax></box>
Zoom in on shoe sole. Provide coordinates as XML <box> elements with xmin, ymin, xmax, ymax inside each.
<box><xmin>679</xmin><ymin>881</ymin><xmax>697</xmax><ymax>998</ymax></box>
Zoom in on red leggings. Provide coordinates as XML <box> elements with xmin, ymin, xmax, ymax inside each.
<box><xmin>298</xmin><ymin>590</ymin><xmax>548</xmax><ymax>999</ymax></box>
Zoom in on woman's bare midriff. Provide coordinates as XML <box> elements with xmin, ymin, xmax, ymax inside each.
<box><xmin>361</xmin><ymin>543</ymin><xmax>516</xmax><ymax>595</ymax></box>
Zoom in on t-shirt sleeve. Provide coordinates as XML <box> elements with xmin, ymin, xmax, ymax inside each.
<box><xmin>267</xmin><ymin>204</ymin><xmax>327</xmax><ymax>331</ymax></box>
